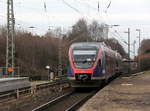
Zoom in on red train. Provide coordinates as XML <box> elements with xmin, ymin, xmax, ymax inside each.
<box><xmin>67</xmin><ymin>42</ymin><xmax>122</xmax><ymax>87</ymax></box>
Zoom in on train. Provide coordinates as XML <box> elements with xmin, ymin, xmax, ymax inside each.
<box><xmin>67</xmin><ymin>42</ymin><xmax>122</xmax><ymax>88</ymax></box>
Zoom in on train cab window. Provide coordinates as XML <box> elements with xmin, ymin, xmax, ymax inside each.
<box><xmin>72</xmin><ymin>49</ymin><xmax>98</xmax><ymax>69</ymax></box>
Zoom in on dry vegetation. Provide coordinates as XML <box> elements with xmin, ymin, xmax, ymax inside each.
<box><xmin>0</xmin><ymin>19</ymin><xmax>127</xmax><ymax>79</ymax></box>
<box><xmin>137</xmin><ymin>39</ymin><xmax>150</xmax><ymax>71</ymax></box>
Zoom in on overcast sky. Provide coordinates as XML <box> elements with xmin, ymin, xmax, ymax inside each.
<box><xmin>0</xmin><ymin>0</ymin><xmax>150</xmax><ymax>56</ymax></box>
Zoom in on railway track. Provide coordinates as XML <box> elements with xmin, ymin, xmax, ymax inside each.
<box><xmin>31</xmin><ymin>73</ymin><xmax>120</xmax><ymax>111</ymax></box>
<box><xmin>32</xmin><ymin>90</ymin><xmax>96</xmax><ymax>111</ymax></box>
<box><xmin>0</xmin><ymin>79</ymin><xmax>69</xmax><ymax>103</ymax></box>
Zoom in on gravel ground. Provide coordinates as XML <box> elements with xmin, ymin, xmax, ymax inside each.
<box><xmin>78</xmin><ymin>71</ymin><xmax>150</xmax><ymax>111</ymax></box>
<box><xmin>45</xmin><ymin>92</ymin><xmax>91</xmax><ymax>111</ymax></box>
<box><xmin>0</xmin><ymin>83</ymin><xmax>72</xmax><ymax>111</ymax></box>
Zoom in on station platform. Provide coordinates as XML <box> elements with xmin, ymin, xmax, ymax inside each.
<box><xmin>0</xmin><ymin>77</ymin><xmax>31</xmax><ymax>93</ymax></box>
<box><xmin>31</xmin><ymin>81</ymin><xmax>49</xmax><ymax>86</ymax></box>
<box><xmin>78</xmin><ymin>71</ymin><xmax>150</xmax><ymax>111</ymax></box>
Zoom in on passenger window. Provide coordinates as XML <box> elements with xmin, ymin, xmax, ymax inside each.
<box><xmin>98</xmin><ymin>59</ymin><xmax>101</xmax><ymax>67</ymax></box>
<box><xmin>116</xmin><ymin>60</ymin><xmax>119</xmax><ymax>67</ymax></box>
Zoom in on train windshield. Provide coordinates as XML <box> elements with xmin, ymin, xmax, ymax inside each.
<box><xmin>72</xmin><ymin>49</ymin><xmax>98</xmax><ymax>69</ymax></box>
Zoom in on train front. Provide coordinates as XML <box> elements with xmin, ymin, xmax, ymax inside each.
<box><xmin>67</xmin><ymin>43</ymin><xmax>103</xmax><ymax>88</ymax></box>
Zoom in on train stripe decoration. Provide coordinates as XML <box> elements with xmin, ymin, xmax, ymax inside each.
<box><xmin>67</xmin><ymin>42</ymin><xmax>122</xmax><ymax>87</ymax></box>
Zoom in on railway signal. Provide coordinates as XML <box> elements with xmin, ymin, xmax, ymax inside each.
<box><xmin>7</xmin><ymin>67</ymin><xmax>14</xmax><ymax>73</ymax></box>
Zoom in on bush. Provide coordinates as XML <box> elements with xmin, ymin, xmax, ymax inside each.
<box><xmin>139</xmin><ymin>54</ymin><xmax>150</xmax><ymax>71</ymax></box>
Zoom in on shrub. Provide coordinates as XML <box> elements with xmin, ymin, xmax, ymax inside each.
<box><xmin>139</xmin><ymin>54</ymin><xmax>150</xmax><ymax>71</ymax></box>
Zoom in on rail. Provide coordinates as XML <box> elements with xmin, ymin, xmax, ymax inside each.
<box><xmin>32</xmin><ymin>91</ymin><xmax>74</xmax><ymax>111</ymax></box>
<box><xmin>31</xmin><ymin>90</ymin><xmax>96</xmax><ymax>111</ymax></box>
<box><xmin>65</xmin><ymin>91</ymin><xmax>96</xmax><ymax>111</ymax></box>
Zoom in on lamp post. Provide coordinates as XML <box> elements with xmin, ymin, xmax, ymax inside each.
<box><xmin>45</xmin><ymin>65</ymin><xmax>54</xmax><ymax>82</ymax></box>
<box><xmin>45</xmin><ymin>65</ymin><xmax>50</xmax><ymax>81</ymax></box>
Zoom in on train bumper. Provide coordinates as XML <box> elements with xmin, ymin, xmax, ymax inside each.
<box><xmin>68</xmin><ymin>77</ymin><xmax>104</xmax><ymax>88</ymax></box>
<box><xmin>69</xmin><ymin>80</ymin><xmax>101</xmax><ymax>88</ymax></box>
<box><xmin>68</xmin><ymin>77</ymin><xmax>105</xmax><ymax>80</ymax></box>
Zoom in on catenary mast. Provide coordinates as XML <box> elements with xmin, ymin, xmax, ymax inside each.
<box><xmin>6</xmin><ymin>0</ymin><xmax>15</xmax><ymax>76</ymax></box>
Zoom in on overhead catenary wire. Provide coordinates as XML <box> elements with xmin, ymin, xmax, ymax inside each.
<box><xmin>110</xmin><ymin>31</ymin><xmax>128</xmax><ymax>45</ymax></box>
<box><xmin>61</xmin><ymin>0</ymin><xmax>94</xmax><ymax>20</ymax></box>
<box><xmin>1</xmin><ymin>0</ymin><xmax>111</xmax><ymax>32</ymax></box>
<box><xmin>109</xmin><ymin>31</ymin><xmax>128</xmax><ymax>46</ymax></box>
<box><xmin>114</xmin><ymin>30</ymin><xmax>128</xmax><ymax>44</ymax></box>
<box><xmin>61</xmin><ymin>0</ymin><xmax>82</xmax><ymax>15</ymax></box>
<box><xmin>6</xmin><ymin>0</ymin><xmax>50</xmax><ymax>33</ymax></box>
<box><xmin>74</xmin><ymin>0</ymin><xmax>105</xmax><ymax>21</ymax></box>
<box><xmin>14</xmin><ymin>0</ymin><xmax>42</xmax><ymax>12</ymax></box>
<box><xmin>110</xmin><ymin>33</ymin><xmax>128</xmax><ymax>49</ymax></box>
<box><xmin>110</xmin><ymin>35</ymin><xmax>134</xmax><ymax>56</ymax></box>
<box><xmin>110</xmin><ymin>35</ymin><xmax>128</xmax><ymax>50</ymax></box>
<box><xmin>74</xmin><ymin>0</ymin><xmax>97</xmax><ymax>11</ymax></box>
<box><xmin>110</xmin><ymin>31</ymin><xmax>135</xmax><ymax>55</ymax></box>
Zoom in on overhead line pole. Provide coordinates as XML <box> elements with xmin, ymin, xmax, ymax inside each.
<box><xmin>125</xmin><ymin>28</ymin><xmax>130</xmax><ymax>74</ymax></box>
<box><xmin>128</xmin><ymin>28</ymin><xmax>130</xmax><ymax>74</ymax></box>
<box><xmin>58</xmin><ymin>28</ymin><xmax>63</xmax><ymax>77</ymax></box>
<box><xmin>133</xmin><ymin>40</ymin><xmax>136</xmax><ymax>58</ymax></box>
<box><xmin>136</xmin><ymin>29</ymin><xmax>141</xmax><ymax>71</ymax></box>
<box><xmin>6</xmin><ymin>0</ymin><xmax>15</xmax><ymax>76</ymax></box>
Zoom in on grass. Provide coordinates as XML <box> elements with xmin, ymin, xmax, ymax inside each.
<box><xmin>143</xmin><ymin>70</ymin><xmax>150</xmax><ymax>75</ymax></box>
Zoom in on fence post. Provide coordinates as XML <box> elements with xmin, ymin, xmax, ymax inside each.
<box><xmin>16</xmin><ymin>89</ymin><xmax>19</xmax><ymax>99</ymax></box>
<box><xmin>31</xmin><ymin>85</ymin><xmax>36</xmax><ymax>94</ymax></box>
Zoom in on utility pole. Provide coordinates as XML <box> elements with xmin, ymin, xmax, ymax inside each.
<box><xmin>6</xmin><ymin>0</ymin><xmax>15</xmax><ymax>76</ymax></box>
<box><xmin>136</xmin><ymin>29</ymin><xmax>141</xmax><ymax>71</ymax></box>
<box><xmin>133</xmin><ymin>40</ymin><xmax>136</xmax><ymax>58</ymax></box>
<box><xmin>125</xmin><ymin>28</ymin><xmax>130</xmax><ymax>74</ymax></box>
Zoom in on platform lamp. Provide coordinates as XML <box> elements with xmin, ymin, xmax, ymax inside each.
<box><xmin>45</xmin><ymin>65</ymin><xmax>54</xmax><ymax>82</ymax></box>
<box><xmin>45</xmin><ymin>65</ymin><xmax>50</xmax><ymax>81</ymax></box>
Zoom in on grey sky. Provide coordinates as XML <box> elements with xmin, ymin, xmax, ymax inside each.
<box><xmin>0</xmin><ymin>0</ymin><xmax>150</xmax><ymax>57</ymax></box>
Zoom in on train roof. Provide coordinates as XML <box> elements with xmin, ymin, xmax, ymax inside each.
<box><xmin>70</xmin><ymin>42</ymin><xmax>106</xmax><ymax>49</ymax></box>
<box><xmin>70</xmin><ymin>42</ymin><xmax>121</xmax><ymax>55</ymax></box>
